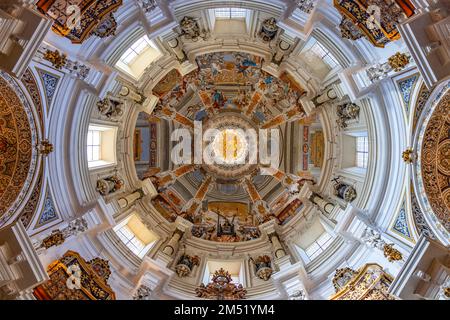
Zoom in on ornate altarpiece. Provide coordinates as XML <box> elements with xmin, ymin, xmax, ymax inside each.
<box><xmin>33</xmin><ymin>251</ymin><xmax>116</xmax><ymax>300</ymax></box>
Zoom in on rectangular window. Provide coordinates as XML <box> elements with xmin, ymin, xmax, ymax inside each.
<box><xmin>302</xmin><ymin>38</ymin><xmax>338</xmax><ymax>69</ymax></box>
<box><xmin>305</xmin><ymin>233</ymin><xmax>333</xmax><ymax>260</ymax></box>
<box><xmin>116</xmin><ymin>225</ymin><xmax>147</xmax><ymax>257</ymax></box>
<box><xmin>87</xmin><ymin>130</ymin><xmax>101</xmax><ymax>162</ymax></box>
<box><xmin>214</xmin><ymin>8</ymin><xmax>247</xmax><ymax>19</ymax></box>
<box><xmin>119</xmin><ymin>35</ymin><xmax>155</xmax><ymax>65</ymax></box>
<box><xmin>356</xmin><ymin>136</ymin><xmax>369</xmax><ymax>168</ymax></box>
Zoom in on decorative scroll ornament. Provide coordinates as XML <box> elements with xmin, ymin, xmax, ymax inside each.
<box><xmin>36</xmin><ymin>139</ymin><xmax>54</xmax><ymax>155</ymax></box>
<box><xmin>330</xmin><ymin>263</ymin><xmax>395</xmax><ymax>300</ymax></box>
<box><xmin>43</xmin><ymin>49</ymin><xmax>67</xmax><ymax>69</ymax></box>
<box><xmin>259</xmin><ymin>18</ymin><xmax>279</xmax><ymax>42</ymax></box>
<box><xmin>97</xmin><ymin>175</ymin><xmax>124</xmax><ymax>196</ymax></box>
<box><xmin>250</xmin><ymin>255</ymin><xmax>273</xmax><ymax>281</ymax></box>
<box><xmin>366</xmin><ymin>52</ymin><xmax>411</xmax><ymax>82</ymax></box>
<box><xmin>361</xmin><ymin>227</ymin><xmax>403</xmax><ymax>262</ymax></box>
<box><xmin>196</xmin><ymin>268</ymin><xmax>247</xmax><ymax>300</ymax></box>
<box><xmin>175</xmin><ymin>254</ymin><xmax>200</xmax><ymax>277</ymax></box>
<box><xmin>97</xmin><ymin>97</ymin><xmax>124</xmax><ymax>119</ymax></box>
<box><xmin>388</xmin><ymin>52</ymin><xmax>411</xmax><ymax>72</ymax></box>
<box><xmin>35</xmin><ymin>217</ymin><xmax>88</xmax><ymax>250</ymax></box>
<box><xmin>336</xmin><ymin>102</ymin><xmax>360</xmax><ymax>129</ymax></box>
<box><xmin>40</xmin><ymin>46</ymin><xmax>91</xmax><ymax>80</ymax></box>
<box><xmin>402</xmin><ymin>148</ymin><xmax>415</xmax><ymax>163</ymax></box>
<box><xmin>40</xmin><ymin>230</ymin><xmax>65</xmax><ymax>249</ymax></box>
<box><xmin>383</xmin><ymin>243</ymin><xmax>403</xmax><ymax>262</ymax></box>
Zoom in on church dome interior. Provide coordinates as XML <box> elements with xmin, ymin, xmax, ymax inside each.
<box><xmin>0</xmin><ymin>0</ymin><xmax>449</xmax><ymax>302</ymax></box>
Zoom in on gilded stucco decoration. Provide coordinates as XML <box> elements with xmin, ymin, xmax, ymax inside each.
<box><xmin>0</xmin><ymin>72</ymin><xmax>38</xmax><ymax>227</ymax></box>
<box><xmin>330</xmin><ymin>264</ymin><xmax>395</xmax><ymax>300</ymax></box>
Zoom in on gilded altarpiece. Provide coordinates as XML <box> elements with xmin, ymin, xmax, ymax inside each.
<box><xmin>330</xmin><ymin>263</ymin><xmax>395</xmax><ymax>300</ymax></box>
<box><xmin>33</xmin><ymin>251</ymin><xmax>116</xmax><ymax>300</ymax></box>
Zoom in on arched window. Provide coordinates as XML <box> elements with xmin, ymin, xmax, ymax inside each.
<box><xmin>202</xmin><ymin>260</ymin><xmax>244</xmax><ymax>285</ymax></box>
<box><xmin>356</xmin><ymin>136</ymin><xmax>369</xmax><ymax>168</ymax></box>
<box><xmin>114</xmin><ymin>214</ymin><xmax>159</xmax><ymax>258</ymax></box>
<box><xmin>214</xmin><ymin>8</ymin><xmax>248</xmax><ymax>19</ymax></box>
<box><xmin>115</xmin><ymin>35</ymin><xmax>162</xmax><ymax>80</ymax></box>
<box><xmin>87</xmin><ymin>124</ymin><xmax>117</xmax><ymax>169</ymax></box>
<box><xmin>295</xmin><ymin>218</ymin><xmax>334</xmax><ymax>263</ymax></box>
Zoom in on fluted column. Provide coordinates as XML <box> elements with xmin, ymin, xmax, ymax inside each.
<box><xmin>261</xmin><ymin>105</ymin><xmax>306</xmax><ymax>129</ymax></box>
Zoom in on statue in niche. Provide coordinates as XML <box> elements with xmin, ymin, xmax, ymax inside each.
<box><xmin>133</xmin><ymin>285</ymin><xmax>153</xmax><ymax>300</ymax></box>
<box><xmin>336</xmin><ymin>102</ymin><xmax>360</xmax><ymax>129</ymax></box>
<box><xmin>332</xmin><ymin>177</ymin><xmax>357</xmax><ymax>202</ymax></box>
<box><xmin>259</xmin><ymin>18</ymin><xmax>279</xmax><ymax>42</ymax></box>
<box><xmin>96</xmin><ymin>175</ymin><xmax>124</xmax><ymax>196</ymax></box>
<box><xmin>97</xmin><ymin>97</ymin><xmax>123</xmax><ymax>119</ymax></box>
<box><xmin>249</xmin><ymin>255</ymin><xmax>273</xmax><ymax>281</ymax></box>
<box><xmin>288</xmin><ymin>289</ymin><xmax>306</xmax><ymax>300</ymax></box>
<box><xmin>179</xmin><ymin>16</ymin><xmax>209</xmax><ymax>41</ymax></box>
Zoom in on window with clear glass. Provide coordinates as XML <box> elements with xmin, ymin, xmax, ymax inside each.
<box><xmin>302</xmin><ymin>38</ymin><xmax>338</xmax><ymax>69</ymax></box>
<box><xmin>87</xmin><ymin>130</ymin><xmax>101</xmax><ymax>162</ymax></box>
<box><xmin>214</xmin><ymin>8</ymin><xmax>247</xmax><ymax>19</ymax></box>
<box><xmin>356</xmin><ymin>136</ymin><xmax>369</xmax><ymax>168</ymax></box>
<box><xmin>304</xmin><ymin>232</ymin><xmax>333</xmax><ymax>260</ymax></box>
<box><xmin>119</xmin><ymin>35</ymin><xmax>153</xmax><ymax>65</ymax></box>
<box><xmin>116</xmin><ymin>225</ymin><xmax>147</xmax><ymax>257</ymax></box>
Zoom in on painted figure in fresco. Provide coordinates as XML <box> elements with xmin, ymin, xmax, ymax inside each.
<box><xmin>236</xmin><ymin>58</ymin><xmax>257</xmax><ymax>76</ymax></box>
<box><xmin>212</xmin><ymin>90</ymin><xmax>225</xmax><ymax>109</ymax></box>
